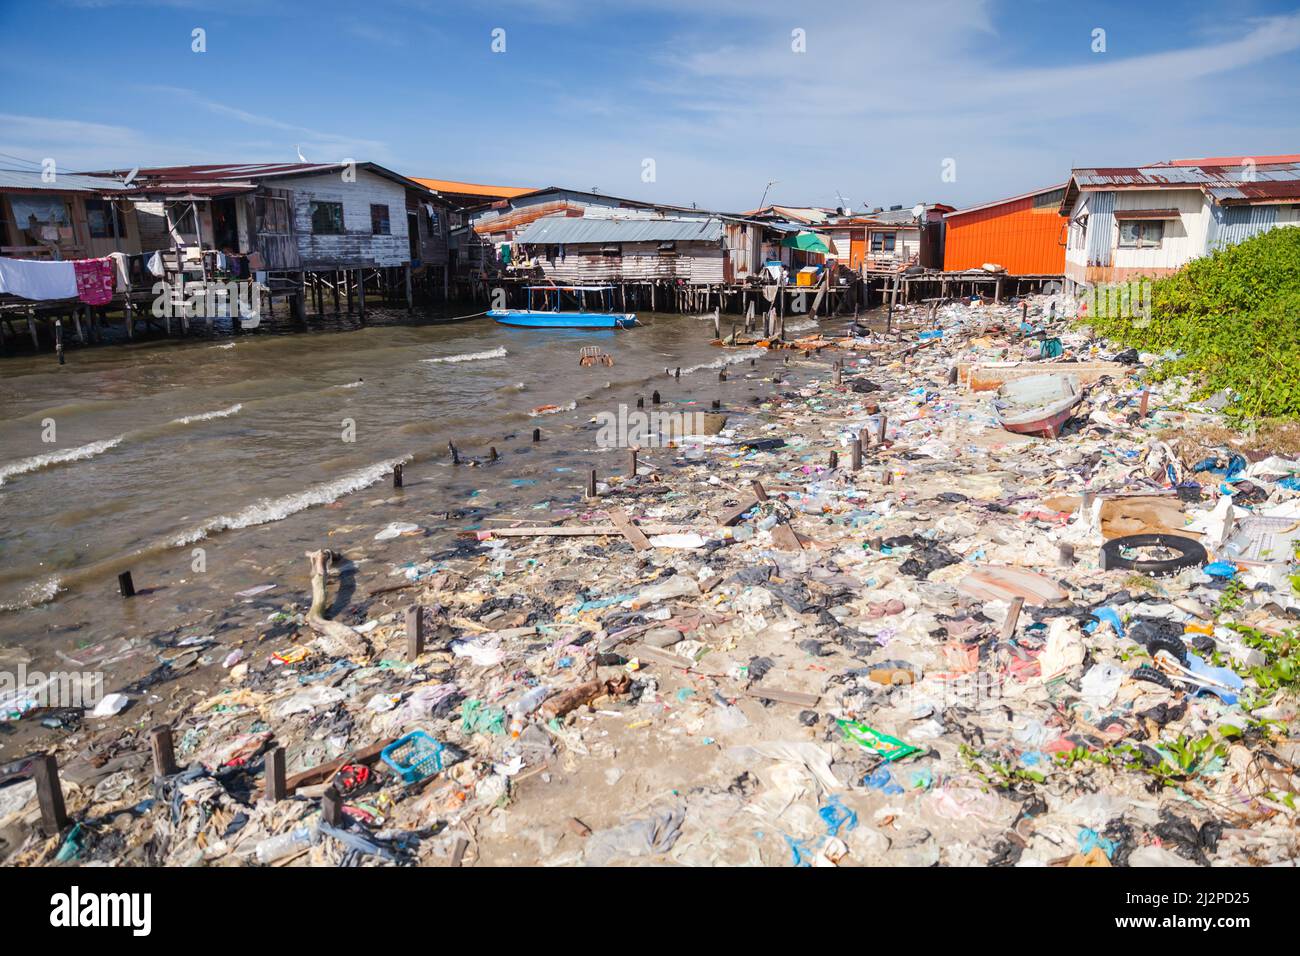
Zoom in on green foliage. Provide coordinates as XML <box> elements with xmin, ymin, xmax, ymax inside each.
<box><xmin>1110</xmin><ymin>734</ymin><xmax>1227</xmax><ymax>786</ymax></box>
<box><xmin>1227</xmin><ymin>622</ymin><xmax>1300</xmax><ymax>703</ymax></box>
<box><xmin>1081</xmin><ymin>227</ymin><xmax>1300</xmax><ymax>419</ymax></box>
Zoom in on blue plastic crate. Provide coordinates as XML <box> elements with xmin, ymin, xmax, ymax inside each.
<box><xmin>381</xmin><ymin>731</ymin><xmax>445</xmax><ymax>785</ymax></box>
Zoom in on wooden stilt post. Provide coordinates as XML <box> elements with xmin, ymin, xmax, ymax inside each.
<box><xmin>393</xmin><ymin>463</ymin><xmax>403</xmax><ymax>488</ymax></box>
<box><xmin>321</xmin><ymin>786</ymin><xmax>343</xmax><ymax>826</ymax></box>
<box><xmin>851</xmin><ymin>438</ymin><xmax>862</xmax><ymax>471</ymax></box>
<box><xmin>266</xmin><ymin>747</ymin><xmax>287</xmax><ymax>802</ymax></box>
<box><xmin>586</xmin><ymin>469</ymin><xmax>598</xmax><ymax>498</ymax></box>
<box><xmin>118</xmin><ymin>571</ymin><xmax>135</xmax><ymax>598</ymax></box>
<box><xmin>406</xmin><ymin>605</ymin><xmax>425</xmax><ymax>659</ymax></box>
<box><xmin>150</xmin><ymin>726</ymin><xmax>178</xmax><ymax>777</ymax></box>
<box><xmin>33</xmin><ymin>753</ymin><xmax>68</xmax><ymax>834</ymax></box>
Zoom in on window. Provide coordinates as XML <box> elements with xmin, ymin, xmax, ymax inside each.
<box><xmin>1118</xmin><ymin>220</ymin><xmax>1164</xmax><ymax>249</ymax></box>
<box><xmin>85</xmin><ymin>199</ymin><xmax>125</xmax><ymax>238</ymax></box>
<box><xmin>1069</xmin><ymin>216</ymin><xmax>1087</xmax><ymax>250</ymax></box>
<box><xmin>165</xmin><ymin>202</ymin><xmax>200</xmax><ymax>238</ymax></box>
<box><xmin>256</xmin><ymin>195</ymin><xmax>291</xmax><ymax>234</ymax></box>
<box><xmin>310</xmin><ymin>201</ymin><xmax>344</xmax><ymax>235</ymax></box>
<box><xmin>10</xmin><ymin>196</ymin><xmax>71</xmax><ymax>231</ymax></box>
<box><xmin>870</xmin><ymin>232</ymin><xmax>896</xmax><ymax>253</ymax></box>
<box><xmin>370</xmin><ymin>203</ymin><xmax>390</xmax><ymax>235</ymax></box>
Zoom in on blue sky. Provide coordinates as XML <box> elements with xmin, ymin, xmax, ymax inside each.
<box><xmin>2</xmin><ymin>0</ymin><xmax>1299</xmax><ymax>212</ymax></box>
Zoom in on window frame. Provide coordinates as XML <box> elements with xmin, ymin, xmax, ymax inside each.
<box><xmin>1117</xmin><ymin>219</ymin><xmax>1164</xmax><ymax>250</ymax></box>
<box><xmin>310</xmin><ymin>201</ymin><xmax>345</xmax><ymax>235</ymax></box>
<box><xmin>370</xmin><ymin>203</ymin><xmax>391</xmax><ymax>236</ymax></box>
<box><xmin>85</xmin><ymin>198</ymin><xmax>125</xmax><ymax>239</ymax></box>
<box><xmin>870</xmin><ymin>231</ymin><xmax>897</xmax><ymax>254</ymax></box>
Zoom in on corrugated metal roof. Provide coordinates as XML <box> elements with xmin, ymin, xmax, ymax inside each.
<box><xmin>0</xmin><ymin>168</ymin><xmax>126</xmax><ymax>192</ymax></box>
<box><xmin>1071</xmin><ymin>162</ymin><xmax>1300</xmax><ymax>189</ymax></box>
<box><xmin>514</xmin><ymin>215</ymin><xmax>723</xmax><ymax>244</ymax></box>
<box><xmin>1062</xmin><ymin>160</ymin><xmax>1300</xmax><ymax>213</ymax></box>
<box><xmin>89</xmin><ymin>162</ymin><xmax>437</xmax><ymax>197</ymax></box>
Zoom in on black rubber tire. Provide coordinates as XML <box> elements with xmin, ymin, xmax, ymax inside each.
<box><xmin>1142</xmin><ymin>633</ymin><xmax>1190</xmax><ymax>666</ymax></box>
<box><xmin>1132</xmin><ymin>665</ymin><xmax>1174</xmax><ymax>689</ymax></box>
<box><xmin>1101</xmin><ymin>534</ymin><xmax>1207</xmax><ymax>577</ymax></box>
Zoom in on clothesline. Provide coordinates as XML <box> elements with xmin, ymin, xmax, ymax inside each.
<box><xmin>0</xmin><ymin>254</ymin><xmax>115</xmax><ymax>305</ymax></box>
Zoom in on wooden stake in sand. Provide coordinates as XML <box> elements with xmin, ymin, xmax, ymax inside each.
<box><xmin>266</xmin><ymin>746</ymin><xmax>288</xmax><ymax>802</ymax></box>
<box><xmin>150</xmin><ymin>726</ymin><xmax>178</xmax><ymax>777</ymax></box>
<box><xmin>406</xmin><ymin>605</ymin><xmax>425</xmax><ymax>659</ymax></box>
<box><xmin>33</xmin><ymin>753</ymin><xmax>68</xmax><ymax>834</ymax></box>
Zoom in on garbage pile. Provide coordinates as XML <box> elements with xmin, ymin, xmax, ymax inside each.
<box><xmin>5</xmin><ymin>293</ymin><xmax>1300</xmax><ymax>867</ymax></box>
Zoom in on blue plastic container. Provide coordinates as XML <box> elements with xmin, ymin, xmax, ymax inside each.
<box><xmin>381</xmin><ymin>731</ymin><xmax>445</xmax><ymax>785</ymax></box>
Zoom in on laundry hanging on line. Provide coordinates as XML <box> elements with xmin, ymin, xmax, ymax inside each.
<box><xmin>73</xmin><ymin>258</ymin><xmax>115</xmax><ymax>306</ymax></box>
<box><xmin>0</xmin><ymin>256</ymin><xmax>77</xmax><ymax>300</ymax></box>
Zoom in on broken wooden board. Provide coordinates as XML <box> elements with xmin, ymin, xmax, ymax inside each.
<box><xmin>628</xmin><ymin>642</ymin><xmax>696</xmax><ymax>670</ymax></box>
<box><xmin>607</xmin><ymin>508</ymin><xmax>651</xmax><ymax>551</ymax></box>
<box><xmin>770</xmin><ymin>521</ymin><xmax>804</xmax><ymax>551</ymax></box>
<box><xmin>740</xmin><ymin>686</ymin><xmax>820</xmax><ymax>708</ymax></box>
<box><xmin>718</xmin><ymin>498</ymin><xmax>759</xmax><ymax>527</ymax></box>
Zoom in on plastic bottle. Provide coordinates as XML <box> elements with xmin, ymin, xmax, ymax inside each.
<box><xmin>255</xmin><ymin>826</ymin><xmax>316</xmax><ymax>864</ymax></box>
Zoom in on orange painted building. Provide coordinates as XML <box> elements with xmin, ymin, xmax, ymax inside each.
<box><xmin>943</xmin><ymin>184</ymin><xmax>1068</xmax><ymax>275</ymax></box>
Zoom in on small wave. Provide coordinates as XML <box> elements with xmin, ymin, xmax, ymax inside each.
<box><xmin>172</xmin><ymin>456</ymin><xmax>409</xmax><ymax>545</ymax></box>
<box><xmin>422</xmin><ymin>347</ymin><xmax>508</xmax><ymax>364</ymax></box>
<box><xmin>0</xmin><ymin>576</ymin><xmax>62</xmax><ymax>611</ymax></box>
<box><xmin>171</xmin><ymin>403</ymin><xmax>243</xmax><ymax>425</ymax></box>
<box><xmin>680</xmin><ymin>349</ymin><xmax>764</xmax><ymax>374</ymax></box>
<box><xmin>210</xmin><ymin>342</ymin><xmax>237</xmax><ymax>350</ymax></box>
<box><xmin>0</xmin><ymin>436</ymin><xmax>124</xmax><ymax>487</ymax></box>
<box><xmin>334</xmin><ymin>380</ymin><xmax>365</xmax><ymax>389</ymax></box>
<box><xmin>784</xmin><ymin>319</ymin><xmax>817</xmax><ymax>332</ymax></box>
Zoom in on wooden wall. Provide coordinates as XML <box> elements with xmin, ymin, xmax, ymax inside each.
<box><xmin>532</xmin><ymin>241</ymin><xmax>724</xmax><ymax>284</ymax></box>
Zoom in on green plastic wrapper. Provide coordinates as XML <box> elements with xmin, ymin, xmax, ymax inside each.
<box><xmin>837</xmin><ymin>719</ymin><xmax>921</xmax><ymax>762</ymax></box>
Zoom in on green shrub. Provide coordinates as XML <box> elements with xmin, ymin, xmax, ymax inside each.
<box><xmin>1080</xmin><ymin>226</ymin><xmax>1300</xmax><ymax>418</ymax></box>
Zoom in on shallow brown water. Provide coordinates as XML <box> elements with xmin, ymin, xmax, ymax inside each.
<box><xmin>0</xmin><ymin>306</ymin><xmax>817</xmax><ymax>671</ymax></box>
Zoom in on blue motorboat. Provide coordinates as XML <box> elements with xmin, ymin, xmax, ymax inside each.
<box><xmin>489</xmin><ymin>285</ymin><xmax>636</xmax><ymax>330</ymax></box>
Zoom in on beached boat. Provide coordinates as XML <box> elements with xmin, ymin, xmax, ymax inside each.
<box><xmin>993</xmin><ymin>373</ymin><xmax>1083</xmax><ymax>438</ymax></box>
<box><xmin>489</xmin><ymin>285</ymin><xmax>636</xmax><ymax>330</ymax></box>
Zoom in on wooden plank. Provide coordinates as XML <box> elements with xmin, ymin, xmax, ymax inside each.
<box><xmin>628</xmin><ymin>643</ymin><xmax>696</xmax><ymax>670</ymax></box>
<box><xmin>607</xmin><ymin>508</ymin><xmax>651</xmax><ymax>551</ymax></box>
<box><xmin>740</xmin><ymin>686</ymin><xmax>820</xmax><ymax>708</ymax></box>
<box><xmin>255</xmin><ymin>737</ymin><xmax>397</xmax><ymax>799</ymax></box>
<box><xmin>718</xmin><ymin>498</ymin><xmax>758</xmax><ymax>527</ymax></box>
<box><xmin>770</xmin><ymin>521</ymin><xmax>804</xmax><ymax>551</ymax></box>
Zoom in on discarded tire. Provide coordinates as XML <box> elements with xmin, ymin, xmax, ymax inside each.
<box><xmin>1142</xmin><ymin>633</ymin><xmax>1189</xmax><ymax>666</ymax></box>
<box><xmin>1100</xmin><ymin>534</ymin><xmax>1207</xmax><ymax>577</ymax></box>
<box><xmin>1132</xmin><ymin>665</ymin><xmax>1174</xmax><ymax>689</ymax></box>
